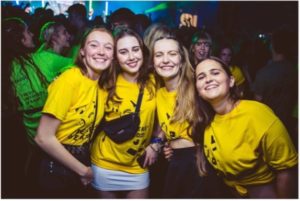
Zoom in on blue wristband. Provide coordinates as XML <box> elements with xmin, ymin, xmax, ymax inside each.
<box><xmin>151</xmin><ymin>137</ymin><xmax>163</xmax><ymax>144</ymax></box>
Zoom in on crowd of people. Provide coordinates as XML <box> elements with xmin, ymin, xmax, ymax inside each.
<box><xmin>2</xmin><ymin>2</ymin><xmax>298</xmax><ymax>199</ymax></box>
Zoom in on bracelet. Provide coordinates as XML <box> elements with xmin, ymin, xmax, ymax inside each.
<box><xmin>150</xmin><ymin>144</ymin><xmax>159</xmax><ymax>153</ymax></box>
<box><xmin>150</xmin><ymin>137</ymin><xmax>164</xmax><ymax>144</ymax></box>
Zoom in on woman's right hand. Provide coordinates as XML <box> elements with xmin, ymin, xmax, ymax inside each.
<box><xmin>80</xmin><ymin>166</ymin><xmax>93</xmax><ymax>186</ymax></box>
<box><xmin>163</xmin><ymin>142</ymin><xmax>173</xmax><ymax>161</ymax></box>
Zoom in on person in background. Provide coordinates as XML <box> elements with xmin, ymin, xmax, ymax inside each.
<box><xmin>134</xmin><ymin>14</ymin><xmax>151</xmax><ymax>37</ymax></box>
<box><xmin>34</xmin><ymin>27</ymin><xmax>115</xmax><ymax>198</ymax></box>
<box><xmin>37</xmin><ymin>21</ymin><xmax>71</xmax><ymax>56</ymax></box>
<box><xmin>252</xmin><ymin>27</ymin><xmax>298</xmax><ymax>146</ymax></box>
<box><xmin>150</xmin><ymin>26</ymin><xmax>207</xmax><ymax>198</ymax></box>
<box><xmin>218</xmin><ymin>44</ymin><xmax>250</xmax><ymax>98</ymax></box>
<box><xmin>195</xmin><ymin>56</ymin><xmax>298</xmax><ymax>198</ymax></box>
<box><xmin>2</xmin><ymin>17</ymin><xmax>73</xmax><ymax>197</ymax></box>
<box><xmin>189</xmin><ymin>30</ymin><xmax>212</xmax><ymax>67</ymax></box>
<box><xmin>91</xmin><ymin>28</ymin><xmax>157</xmax><ymax>199</ymax></box>
<box><xmin>108</xmin><ymin>8</ymin><xmax>136</xmax><ymax>31</ymax></box>
<box><xmin>143</xmin><ymin>23</ymin><xmax>170</xmax><ymax>53</ymax></box>
<box><xmin>66</xmin><ymin>3</ymin><xmax>90</xmax><ymax>60</ymax></box>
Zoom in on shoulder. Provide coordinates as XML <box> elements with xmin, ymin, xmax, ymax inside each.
<box><xmin>238</xmin><ymin>100</ymin><xmax>276</xmax><ymax>120</ymax></box>
<box><xmin>50</xmin><ymin>67</ymin><xmax>81</xmax><ymax>86</ymax></box>
<box><xmin>239</xmin><ymin>100</ymin><xmax>273</xmax><ymax>112</ymax></box>
<box><xmin>57</xmin><ymin>67</ymin><xmax>81</xmax><ymax>78</ymax></box>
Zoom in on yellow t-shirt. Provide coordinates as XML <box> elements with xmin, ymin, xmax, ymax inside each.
<box><xmin>230</xmin><ymin>65</ymin><xmax>245</xmax><ymax>86</ymax></box>
<box><xmin>204</xmin><ymin>100</ymin><xmax>298</xmax><ymax>194</ymax></box>
<box><xmin>156</xmin><ymin>87</ymin><xmax>192</xmax><ymax>142</ymax></box>
<box><xmin>43</xmin><ymin>67</ymin><xmax>107</xmax><ymax>145</ymax></box>
<box><xmin>91</xmin><ymin>74</ymin><xmax>156</xmax><ymax>174</ymax></box>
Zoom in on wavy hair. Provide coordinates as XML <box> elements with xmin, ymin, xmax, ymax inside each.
<box><xmin>149</xmin><ymin>28</ymin><xmax>208</xmax><ymax>176</ymax></box>
<box><xmin>148</xmin><ymin>27</ymin><xmax>202</xmax><ymax>132</ymax></box>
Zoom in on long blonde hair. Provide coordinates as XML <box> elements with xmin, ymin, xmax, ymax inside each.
<box><xmin>148</xmin><ymin>27</ymin><xmax>201</xmax><ymax>128</ymax></box>
<box><xmin>149</xmin><ymin>28</ymin><xmax>207</xmax><ymax>176</ymax></box>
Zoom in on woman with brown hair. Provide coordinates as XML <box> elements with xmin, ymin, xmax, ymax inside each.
<box><xmin>35</xmin><ymin>27</ymin><xmax>115</xmax><ymax>198</ymax></box>
<box><xmin>195</xmin><ymin>56</ymin><xmax>298</xmax><ymax>198</ymax></box>
<box><xmin>90</xmin><ymin>28</ymin><xmax>157</xmax><ymax>199</ymax></box>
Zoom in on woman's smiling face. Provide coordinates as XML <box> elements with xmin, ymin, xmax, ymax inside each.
<box><xmin>195</xmin><ymin>59</ymin><xmax>234</xmax><ymax>103</ymax></box>
<box><xmin>80</xmin><ymin>30</ymin><xmax>114</xmax><ymax>77</ymax></box>
<box><xmin>153</xmin><ymin>38</ymin><xmax>181</xmax><ymax>80</ymax></box>
<box><xmin>116</xmin><ymin>35</ymin><xmax>143</xmax><ymax>75</ymax></box>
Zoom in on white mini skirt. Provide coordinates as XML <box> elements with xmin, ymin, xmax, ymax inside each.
<box><xmin>91</xmin><ymin>164</ymin><xmax>150</xmax><ymax>191</ymax></box>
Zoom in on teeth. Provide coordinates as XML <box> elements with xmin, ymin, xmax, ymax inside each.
<box><xmin>206</xmin><ymin>85</ymin><xmax>217</xmax><ymax>90</ymax></box>
<box><xmin>94</xmin><ymin>58</ymin><xmax>105</xmax><ymax>62</ymax></box>
<box><xmin>161</xmin><ymin>66</ymin><xmax>173</xmax><ymax>70</ymax></box>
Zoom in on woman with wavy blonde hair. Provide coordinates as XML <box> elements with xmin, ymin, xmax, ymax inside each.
<box><xmin>148</xmin><ymin>26</ymin><xmax>207</xmax><ymax>198</ymax></box>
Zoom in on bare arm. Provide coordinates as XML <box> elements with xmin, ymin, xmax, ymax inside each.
<box><xmin>276</xmin><ymin>167</ymin><xmax>297</xmax><ymax>198</ymax></box>
<box><xmin>35</xmin><ymin>114</ymin><xmax>93</xmax><ymax>185</ymax></box>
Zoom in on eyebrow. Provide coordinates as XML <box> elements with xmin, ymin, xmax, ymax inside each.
<box><xmin>196</xmin><ymin>68</ymin><xmax>222</xmax><ymax>76</ymax></box>
<box><xmin>87</xmin><ymin>40</ymin><xmax>113</xmax><ymax>46</ymax></box>
<box><xmin>118</xmin><ymin>45</ymin><xmax>140</xmax><ymax>50</ymax></box>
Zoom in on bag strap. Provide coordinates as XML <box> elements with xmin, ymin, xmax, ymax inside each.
<box><xmin>134</xmin><ymin>85</ymin><xmax>145</xmax><ymax>114</ymax></box>
<box><xmin>89</xmin><ymin>89</ymin><xmax>98</xmax><ymax>142</ymax></box>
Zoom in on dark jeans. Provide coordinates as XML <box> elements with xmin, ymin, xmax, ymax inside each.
<box><xmin>38</xmin><ymin>144</ymin><xmax>93</xmax><ymax>198</ymax></box>
<box><xmin>163</xmin><ymin>147</ymin><xmax>204</xmax><ymax>198</ymax></box>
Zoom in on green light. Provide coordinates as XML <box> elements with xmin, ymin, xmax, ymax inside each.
<box><xmin>145</xmin><ymin>3</ymin><xmax>169</xmax><ymax>13</ymax></box>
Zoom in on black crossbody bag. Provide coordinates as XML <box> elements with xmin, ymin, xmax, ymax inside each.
<box><xmin>101</xmin><ymin>86</ymin><xmax>144</xmax><ymax>144</ymax></box>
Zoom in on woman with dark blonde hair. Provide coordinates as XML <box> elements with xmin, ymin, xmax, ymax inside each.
<box><xmin>149</xmin><ymin>26</ymin><xmax>207</xmax><ymax>198</ymax></box>
<box><xmin>35</xmin><ymin>27</ymin><xmax>115</xmax><ymax>198</ymax></box>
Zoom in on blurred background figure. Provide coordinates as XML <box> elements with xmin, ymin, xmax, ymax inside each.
<box><xmin>218</xmin><ymin>43</ymin><xmax>251</xmax><ymax>98</ymax></box>
<box><xmin>108</xmin><ymin>8</ymin><xmax>136</xmax><ymax>31</ymax></box>
<box><xmin>252</xmin><ymin>27</ymin><xmax>298</xmax><ymax>148</ymax></box>
<box><xmin>135</xmin><ymin>14</ymin><xmax>151</xmax><ymax>37</ymax></box>
<box><xmin>66</xmin><ymin>3</ymin><xmax>90</xmax><ymax>60</ymax></box>
<box><xmin>37</xmin><ymin>20</ymin><xmax>71</xmax><ymax>56</ymax></box>
<box><xmin>189</xmin><ymin>30</ymin><xmax>213</xmax><ymax>67</ymax></box>
<box><xmin>2</xmin><ymin>17</ymin><xmax>73</xmax><ymax>198</ymax></box>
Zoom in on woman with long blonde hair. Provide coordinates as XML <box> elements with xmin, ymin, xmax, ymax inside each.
<box><xmin>149</xmin><ymin>26</ymin><xmax>207</xmax><ymax>198</ymax></box>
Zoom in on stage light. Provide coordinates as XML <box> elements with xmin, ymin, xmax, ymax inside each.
<box><xmin>145</xmin><ymin>2</ymin><xmax>169</xmax><ymax>13</ymax></box>
<box><xmin>89</xmin><ymin>0</ymin><xmax>93</xmax><ymax>20</ymax></box>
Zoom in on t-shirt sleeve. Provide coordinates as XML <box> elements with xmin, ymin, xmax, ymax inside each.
<box><xmin>42</xmin><ymin>73</ymin><xmax>75</xmax><ymax>121</ymax></box>
<box><xmin>261</xmin><ymin>118</ymin><xmax>298</xmax><ymax>170</ymax></box>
